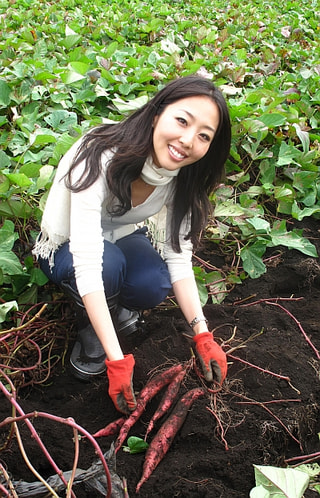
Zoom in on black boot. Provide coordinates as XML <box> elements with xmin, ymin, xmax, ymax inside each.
<box><xmin>115</xmin><ymin>306</ymin><xmax>145</xmax><ymax>350</ymax></box>
<box><xmin>61</xmin><ymin>281</ymin><xmax>144</xmax><ymax>381</ymax></box>
<box><xmin>61</xmin><ymin>280</ymin><xmax>111</xmax><ymax>381</ymax></box>
<box><xmin>69</xmin><ymin>307</ymin><xmax>145</xmax><ymax>381</ymax></box>
<box><xmin>69</xmin><ymin>323</ymin><xmax>107</xmax><ymax>380</ymax></box>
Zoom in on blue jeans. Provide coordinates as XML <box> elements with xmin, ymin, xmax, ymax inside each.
<box><xmin>39</xmin><ymin>228</ymin><xmax>172</xmax><ymax>310</ymax></box>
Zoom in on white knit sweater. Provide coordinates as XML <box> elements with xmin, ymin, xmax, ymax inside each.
<box><xmin>33</xmin><ymin>139</ymin><xmax>194</xmax><ymax>297</ymax></box>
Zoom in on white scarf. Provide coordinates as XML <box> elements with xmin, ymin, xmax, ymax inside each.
<box><xmin>140</xmin><ymin>156</ymin><xmax>180</xmax><ymax>186</ymax></box>
<box><xmin>141</xmin><ymin>157</ymin><xmax>180</xmax><ymax>254</ymax></box>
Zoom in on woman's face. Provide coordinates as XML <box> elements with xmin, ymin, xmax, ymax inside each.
<box><xmin>152</xmin><ymin>95</ymin><xmax>220</xmax><ymax>170</ymax></box>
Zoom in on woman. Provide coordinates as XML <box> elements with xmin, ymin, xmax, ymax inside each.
<box><xmin>33</xmin><ymin>75</ymin><xmax>231</xmax><ymax>414</ymax></box>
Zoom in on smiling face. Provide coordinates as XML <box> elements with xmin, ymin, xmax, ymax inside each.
<box><xmin>152</xmin><ymin>95</ymin><xmax>220</xmax><ymax>170</ymax></box>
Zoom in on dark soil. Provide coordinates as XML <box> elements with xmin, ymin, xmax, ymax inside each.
<box><xmin>1</xmin><ymin>219</ymin><xmax>320</xmax><ymax>497</ymax></box>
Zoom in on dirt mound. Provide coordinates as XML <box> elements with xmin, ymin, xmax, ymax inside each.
<box><xmin>1</xmin><ymin>221</ymin><xmax>320</xmax><ymax>497</ymax></box>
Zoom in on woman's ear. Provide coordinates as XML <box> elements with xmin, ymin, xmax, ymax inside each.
<box><xmin>152</xmin><ymin>115</ymin><xmax>159</xmax><ymax>128</ymax></box>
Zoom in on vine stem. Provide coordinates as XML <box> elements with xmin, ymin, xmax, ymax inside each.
<box><xmin>67</xmin><ymin>427</ymin><xmax>80</xmax><ymax>498</ymax></box>
<box><xmin>234</xmin><ymin>296</ymin><xmax>304</xmax><ymax>307</ymax></box>
<box><xmin>234</xmin><ymin>296</ymin><xmax>320</xmax><ymax>360</ymax></box>
<box><xmin>227</xmin><ymin>353</ymin><xmax>300</xmax><ymax>394</ymax></box>
<box><xmin>265</xmin><ymin>300</ymin><xmax>320</xmax><ymax>360</ymax></box>
<box><xmin>0</xmin><ymin>303</ymin><xmax>48</xmax><ymax>334</ymax></box>
<box><xmin>0</xmin><ymin>463</ymin><xmax>18</xmax><ymax>497</ymax></box>
<box><xmin>285</xmin><ymin>451</ymin><xmax>320</xmax><ymax>466</ymax></box>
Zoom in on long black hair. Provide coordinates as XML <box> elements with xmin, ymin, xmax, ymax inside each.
<box><xmin>66</xmin><ymin>75</ymin><xmax>231</xmax><ymax>251</ymax></box>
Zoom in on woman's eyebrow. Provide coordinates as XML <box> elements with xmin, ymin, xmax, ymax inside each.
<box><xmin>177</xmin><ymin>108</ymin><xmax>216</xmax><ymax>133</ymax></box>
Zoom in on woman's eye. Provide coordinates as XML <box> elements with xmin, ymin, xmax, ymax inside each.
<box><xmin>200</xmin><ymin>133</ymin><xmax>211</xmax><ymax>142</ymax></box>
<box><xmin>177</xmin><ymin>117</ymin><xmax>187</xmax><ymax>125</ymax></box>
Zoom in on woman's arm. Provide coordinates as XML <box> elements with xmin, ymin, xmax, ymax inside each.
<box><xmin>172</xmin><ymin>277</ymin><xmax>208</xmax><ymax>334</ymax></box>
<box><xmin>173</xmin><ymin>276</ymin><xmax>228</xmax><ymax>384</ymax></box>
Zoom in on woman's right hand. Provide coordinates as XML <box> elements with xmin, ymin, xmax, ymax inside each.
<box><xmin>105</xmin><ymin>354</ymin><xmax>137</xmax><ymax>414</ymax></box>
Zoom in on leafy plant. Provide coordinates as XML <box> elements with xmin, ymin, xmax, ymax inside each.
<box><xmin>123</xmin><ymin>436</ymin><xmax>149</xmax><ymax>454</ymax></box>
<box><xmin>0</xmin><ymin>220</ymin><xmax>48</xmax><ymax>312</ymax></box>
<box><xmin>0</xmin><ymin>0</ymin><xmax>319</xmax><ymax>313</ymax></box>
<box><xmin>250</xmin><ymin>465</ymin><xmax>310</xmax><ymax>498</ymax></box>
<box><xmin>296</xmin><ymin>463</ymin><xmax>320</xmax><ymax>495</ymax></box>
<box><xmin>250</xmin><ymin>463</ymin><xmax>320</xmax><ymax>497</ymax></box>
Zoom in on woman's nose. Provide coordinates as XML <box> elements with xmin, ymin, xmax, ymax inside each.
<box><xmin>179</xmin><ymin>133</ymin><xmax>194</xmax><ymax>148</ymax></box>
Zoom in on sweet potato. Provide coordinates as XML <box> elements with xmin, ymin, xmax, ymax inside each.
<box><xmin>93</xmin><ymin>416</ymin><xmax>126</xmax><ymax>438</ymax></box>
<box><xmin>136</xmin><ymin>387</ymin><xmax>206</xmax><ymax>492</ymax></box>
<box><xmin>144</xmin><ymin>367</ymin><xmax>188</xmax><ymax>440</ymax></box>
<box><xmin>114</xmin><ymin>362</ymin><xmax>186</xmax><ymax>453</ymax></box>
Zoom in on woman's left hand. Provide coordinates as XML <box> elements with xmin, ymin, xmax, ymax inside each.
<box><xmin>193</xmin><ymin>332</ymin><xmax>227</xmax><ymax>385</ymax></box>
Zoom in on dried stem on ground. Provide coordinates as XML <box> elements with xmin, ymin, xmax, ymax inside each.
<box><xmin>0</xmin><ymin>301</ymin><xmax>71</xmax><ymax>392</ymax></box>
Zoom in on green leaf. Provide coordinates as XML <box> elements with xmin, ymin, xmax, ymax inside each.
<box><xmin>122</xmin><ymin>436</ymin><xmax>149</xmax><ymax>454</ymax></box>
<box><xmin>277</xmin><ymin>142</ymin><xmax>301</xmax><ymax>166</ymax></box>
<box><xmin>0</xmin><ymin>301</ymin><xmax>18</xmax><ymax>324</ymax></box>
<box><xmin>259</xmin><ymin>113</ymin><xmax>287</xmax><ymax>128</ymax></box>
<box><xmin>0</xmin><ymin>79</ymin><xmax>11</xmax><ymax>106</ymax></box>
<box><xmin>269</xmin><ymin>224</ymin><xmax>318</xmax><ymax>257</ymax></box>
<box><xmin>293</xmin><ymin>123</ymin><xmax>310</xmax><ymax>154</ymax></box>
<box><xmin>292</xmin><ymin>171</ymin><xmax>318</xmax><ymax>192</ymax></box>
<box><xmin>241</xmin><ymin>244</ymin><xmax>267</xmax><ymax>279</ymax></box>
<box><xmin>0</xmin><ymin>176</ymin><xmax>10</xmax><ymax>194</ymax></box>
<box><xmin>193</xmin><ymin>266</ymin><xmax>209</xmax><ymax>306</ymax></box>
<box><xmin>31</xmin><ymin>133</ymin><xmax>57</xmax><ymax>147</ymax></box>
<box><xmin>112</xmin><ymin>95</ymin><xmax>148</xmax><ymax>113</ymax></box>
<box><xmin>69</xmin><ymin>61</ymin><xmax>90</xmax><ymax>75</ymax></box>
<box><xmin>5</xmin><ymin>173</ymin><xmax>32</xmax><ymax>187</ymax></box>
<box><xmin>246</xmin><ymin>217</ymin><xmax>270</xmax><ymax>233</ymax></box>
<box><xmin>249</xmin><ymin>484</ymin><xmax>269</xmax><ymax>497</ymax></box>
<box><xmin>44</xmin><ymin>110</ymin><xmax>78</xmax><ymax>131</ymax></box>
<box><xmin>0</xmin><ymin>199</ymin><xmax>33</xmax><ymax>219</ymax></box>
<box><xmin>105</xmin><ymin>41</ymin><xmax>118</xmax><ymax>58</ymax></box>
<box><xmin>51</xmin><ymin>134</ymin><xmax>78</xmax><ymax>164</ymax></box>
<box><xmin>250</xmin><ymin>465</ymin><xmax>309</xmax><ymax>498</ymax></box>
<box><xmin>214</xmin><ymin>201</ymin><xmax>247</xmax><ymax>218</ymax></box>
<box><xmin>0</xmin><ymin>220</ymin><xmax>18</xmax><ymax>251</ymax></box>
<box><xmin>0</xmin><ymin>251</ymin><xmax>24</xmax><ymax>276</ymax></box>
<box><xmin>0</xmin><ymin>150</ymin><xmax>11</xmax><ymax>169</ymax></box>
<box><xmin>37</xmin><ymin>165</ymin><xmax>55</xmax><ymax>190</ymax></box>
<box><xmin>60</xmin><ymin>34</ymin><xmax>82</xmax><ymax>50</ymax></box>
<box><xmin>291</xmin><ymin>201</ymin><xmax>320</xmax><ymax>221</ymax></box>
<box><xmin>29</xmin><ymin>267</ymin><xmax>49</xmax><ymax>286</ymax></box>
<box><xmin>296</xmin><ymin>463</ymin><xmax>320</xmax><ymax>479</ymax></box>
<box><xmin>206</xmin><ymin>271</ymin><xmax>228</xmax><ymax>304</ymax></box>
<box><xmin>161</xmin><ymin>38</ymin><xmax>181</xmax><ymax>54</ymax></box>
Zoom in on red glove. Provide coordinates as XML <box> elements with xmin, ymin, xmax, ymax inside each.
<box><xmin>105</xmin><ymin>354</ymin><xmax>137</xmax><ymax>414</ymax></box>
<box><xmin>193</xmin><ymin>332</ymin><xmax>227</xmax><ymax>385</ymax></box>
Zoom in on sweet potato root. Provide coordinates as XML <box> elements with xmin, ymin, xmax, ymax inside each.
<box><xmin>136</xmin><ymin>387</ymin><xmax>206</xmax><ymax>492</ymax></box>
<box><xmin>144</xmin><ymin>367</ymin><xmax>188</xmax><ymax>440</ymax></box>
<box><xmin>93</xmin><ymin>416</ymin><xmax>126</xmax><ymax>438</ymax></box>
<box><xmin>114</xmin><ymin>362</ymin><xmax>187</xmax><ymax>453</ymax></box>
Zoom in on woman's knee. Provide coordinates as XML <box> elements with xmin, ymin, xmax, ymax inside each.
<box><xmin>120</xmin><ymin>264</ymin><xmax>171</xmax><ymax>309</ymax></box>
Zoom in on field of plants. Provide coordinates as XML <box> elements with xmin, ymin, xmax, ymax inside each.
<box><xmin>0</xmin><ymin>0</ymin><xmax>319</xmax><ymax>496</ymax></box>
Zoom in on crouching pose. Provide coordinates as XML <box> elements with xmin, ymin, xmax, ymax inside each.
<box><xmin>33</xmin><ymin>75</ymin><xmax>231</xmax><ymax>414</ymax></box>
